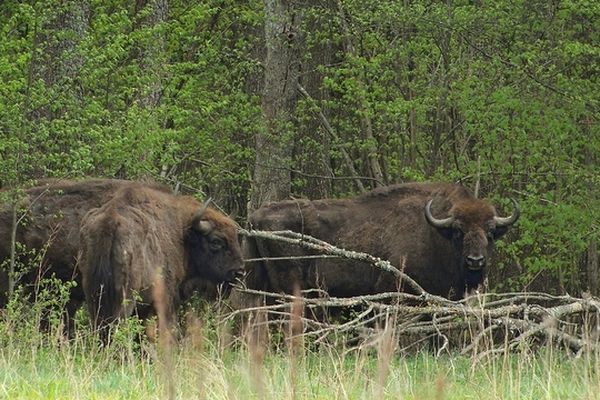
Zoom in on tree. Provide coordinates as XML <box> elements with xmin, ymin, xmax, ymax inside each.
<box><xmin>249</xmin><ymin>0</ymin><xmax>302</xmax><ymax>212</ymax></box>
<box><xmin>0</xmin><ymin>0</ymin><xmax>597</xmax><ymax>294</ymax></box>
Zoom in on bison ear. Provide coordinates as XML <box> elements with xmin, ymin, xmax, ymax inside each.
<box><xmin>191</xmin><ymin>198</ymin><xmax>214</xmax><ymax>235</ymax></box>
<box><xmin>492</xmin><ymin>225</ymin><xmax>509</xmax><ymax>240</ymax></box>
<box><xmin>193</xmin><ymin>218</ymin><xmax>214</xmax><ymax>235</ymax></box>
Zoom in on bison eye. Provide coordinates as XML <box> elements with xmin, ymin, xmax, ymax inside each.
<box><xmin>209</xmin><ymin>238</ymin><xmax>224</xmax><ymax>252</ymax></box>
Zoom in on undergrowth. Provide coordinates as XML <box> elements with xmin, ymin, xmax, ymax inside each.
<box><xmin>0</xmin><ymin>283</ymin><xmax>599</xmax><ymax>399</ymax></box>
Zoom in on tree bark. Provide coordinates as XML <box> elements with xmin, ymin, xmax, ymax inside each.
<box><xmin>31</xmin><ymin>0</ymin><xmax>89</xmax><ymax>121</ymax></box>
<box><xmin>250</xmin><ymin>0</ymin><xmax>302</xmax><ymax>213</ymax></box>
<box><xmin>133</xmin><ymin>0</ymin><xmax>169</xmax><ymax>181</ymax></box>
<box><xmin>135</xmin><ymin>0</ymin><xmax>169</xmax><ymax>109</ymax></box>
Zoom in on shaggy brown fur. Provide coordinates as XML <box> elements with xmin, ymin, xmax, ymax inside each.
<box><xmin>78</xmin><ymin>184</ymin><xmax>244</xmax><ymax>334</ymax></box>
<box><xmin>0</xmin><ymin>178</ymin><xmax>169</xmax><ymax>312</ymax></box>
<box><xmin>245</xmin><ymin>182</ymin><xmax>519</xmax><ymax>300</ymax></box>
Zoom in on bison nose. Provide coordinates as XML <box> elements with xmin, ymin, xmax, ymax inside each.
<box><xmin>226</xmin><ymin>267</ymin><xmax>245</xmax><ymax>282</ymax></box>
<box><xmin>235</xmin><ymin>268</ymin><xmax>246</xmax><ymax>280</ymax></box>
<box><xmin>465</xmin><ymin>255</ymin><xmax>485</xmax><ymax>270</ymax></box>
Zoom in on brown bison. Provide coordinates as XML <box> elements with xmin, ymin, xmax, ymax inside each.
<box><xmin>0</xmin><ymin>178</ymin><xmax>168</xmax><ymax>312</ymax></box>
<box><xmin>78</xmin><ymin>183</ymin><xmax>244</xmax><ymax>335</ymax></box>
<box><xmin>245</xmin><ymin>182</ymin><xmax>519</xmax><ymax>300</ymax></box>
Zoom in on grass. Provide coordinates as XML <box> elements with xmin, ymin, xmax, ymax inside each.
<box><xmin>1</xmin><ymin>316</ymin><xmax>600</xmax><ymax>400</ymax></box>
<box><xmin>1</xmin><ymin>285</ymin><xmax>599</xmax><ymax>399</ymax></box>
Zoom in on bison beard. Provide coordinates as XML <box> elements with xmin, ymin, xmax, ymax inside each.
<box><xmin>79</xmin><ymin>184</ymin><xmax>244</xmax><ymax>339</ymax></box>
<box><xmin>245</xmin><ymin>182</ymin><xmax>519</xmax><ymax>300</ymax></box>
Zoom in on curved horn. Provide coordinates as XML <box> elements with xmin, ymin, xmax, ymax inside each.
<box><xmin>494</xmin><ymin>198</ymin><xmax>520</xmax><ymax>227</ymax></box>
<box><xmin>195</xmin><ymin>197</ymin><xmax>212</xmax><ymax>217</ymax></box>
<box><xmin>425</xmin><ymin>199</ymin><xmax>455</xmax><ymax>228</ymax></box>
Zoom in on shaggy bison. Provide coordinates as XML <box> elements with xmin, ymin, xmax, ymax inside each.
<box><xmin>0</xmin><ymin>178</ymin><xmax>167</xmax><ymax>312</ymax></box>
<box><xmin>245</xmin><ymin>182</ymin><xmax>519</xmax><ymax>300</ymax></box>
<box><xmin>78</xmin><ymin>183</ymin><xmax>244</xmax><ymax>335</ymax></box>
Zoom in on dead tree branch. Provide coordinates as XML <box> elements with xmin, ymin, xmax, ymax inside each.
<box><xmin>240</xmin><ymin>229</ymin><xmax>428</xmax><ymax>296</ymax></box>
<box><xmin>296</xmin><ymin>82</ymin><xmax>369</xmax><ymax>192</ymax></box>
<box><xmin>229</xmin><ymin>229</ymin><xmax>600</xmax><ymax>356</ymax></box>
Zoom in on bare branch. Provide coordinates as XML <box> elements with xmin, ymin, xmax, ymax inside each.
<box><xmin>240</xmin><ymin>228</ymin><xmax>427</xmax><ymax>296</ymax></box>
<box><xmin>232</xmin><ymin>228</ymin><xmax>600</xmax><ymax>356</ymax></box>
<box><xmin>296</xmin><ymin>82</ymin><xmax>368</xmax><ymax>193</ymax></box>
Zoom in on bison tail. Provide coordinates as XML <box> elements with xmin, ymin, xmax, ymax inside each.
<box><xmin>82</xmin><ymin>217</ymin><xmax>126</xmax><ymax>331</ymax></box>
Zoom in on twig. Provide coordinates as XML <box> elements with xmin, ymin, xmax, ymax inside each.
<box><xmin>229</xmin><ymin>284</ymin><xmax>600</xmax><ymax>356</ymax></box>
<box><xmin>244</xmin><ymin>255</ymin><xmax>342</xmax><ymax>263</ymax></box>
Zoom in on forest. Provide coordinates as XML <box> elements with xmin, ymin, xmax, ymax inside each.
<box><xmin>2</xmin><ymin>0</ymin><xmax>597</xmax><ymax>293</ymax></box>
<box><xmin>0</xmin><ymin>1</ymin><xmax>599</xmax><ymax>398</ymax></box>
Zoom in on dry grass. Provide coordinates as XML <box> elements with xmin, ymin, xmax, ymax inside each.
<box><xmin>1</xmin><ymin>297</ymin><xmax>600</xmax><ymax>400</ymax></box>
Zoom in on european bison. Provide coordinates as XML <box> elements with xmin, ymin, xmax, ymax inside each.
<box><xmin>0</xmin><ymin>178</ymin><xmax>168</xmax><ymax>312</ymax></box>
<box><xmin>78</xmin><ymin>183</ymin><xmax>244</xmax><ymax>335</ymax></box>
<box><xmin>245</xmin><ymin>182</ymin><xmax>519</xmax><ymax>300</ymax></box>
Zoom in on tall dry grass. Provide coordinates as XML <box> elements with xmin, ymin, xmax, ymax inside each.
<box><xmin>1</xmin><ymin>287</ymin><xmax>600</xmax><ymax>399</ymax></box>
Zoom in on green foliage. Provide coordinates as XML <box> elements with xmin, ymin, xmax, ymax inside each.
<box><xmin>300</xmin><ymin>0</ymin><xmax>599</xmax><ymax>292</ymax></box>
<box><xmin>0</xmin><ymin>0</ymin><xmax>598</xmax><ymax>291</ymax></box>
<box><xmin>0</xmin><ymin>0</ymin><xmax>261</xmax><ymax>209</ymax></box>
<box><xmin>1</xmin><ymin>275</ymin><xmax>76</xmax><ymax>350</ymax></box>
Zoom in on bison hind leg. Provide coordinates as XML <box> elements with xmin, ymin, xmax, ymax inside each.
<box><xmin>86</xmin><ymin>291</ymin><xmax>133</xmax><ymax>345</ymax></box>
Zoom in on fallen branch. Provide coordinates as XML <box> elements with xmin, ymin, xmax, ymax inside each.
<box><xmin>228</xmin><ymin>285</ymin><xmax>600</xmax><ymax>356</ymax></box>
<box><xmin>230</xmin><ymin>229</ymin><xmax>600</xmax><ymax>357</ymax></box>
<box><xmin>239</xmin><ymin>229</ymin><xmax>428</xmax><ymax>296</ymax></box>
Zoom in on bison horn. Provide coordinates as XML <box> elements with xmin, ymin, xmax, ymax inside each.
<box><xmin>425</xmin><ymin>199</ymin><xmax>455</xmax><ymax>228</ymax></box>
<box><xmin>493</xmin><ymin>198</ymin><xmax>520</xmax><ymax>227</ymax></box>
<box><xmin>199</xmin><ymin>197</ymin><xmax>213</xmax><ymax>215</ymax></box>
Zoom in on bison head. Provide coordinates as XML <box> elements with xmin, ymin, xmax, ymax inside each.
<box><xmin>425</xmin><ymin>197</ymin><xmax>519</xmax><ymax>287</ymax></box>
<box><xmin>186</xmin><ymin>206</ymin><xmax>244</xmax><ymax>284</ymax></box>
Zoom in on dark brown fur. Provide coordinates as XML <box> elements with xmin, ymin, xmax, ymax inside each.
<box><xmin>245</xmin><ymin>182</ymin><xmax>519</xmax><ymax>300</ymax></box>
<box><xmin>0</xmin><ymin>178</ymin><xmax>170</xmax><ymax>312</ymax></box>
<box><xmin>78</xmin><ymin>184</ymin><xmax>244</xmax><ymax>334</ymax></box>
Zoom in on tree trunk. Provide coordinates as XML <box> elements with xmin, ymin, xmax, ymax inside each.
<box><xmin>135</xmin><ymin>0</ymin><xmax>169</xmax><ymax>109</ymax></box>
<box><xmin>22</xmin><ymin>0</ymin><xmax>90</xmax><ymax>177</ymax></box>
<box><xmin>31</xmin><ymin>0</ymin><xmax>89</xmax><ymax>121</ymax></box>
<box><xmin>249</xmin><ymin>0</ymin><xmax>301</xmax><ymax>213</ymax></box>
<box><xmin>134</xmin><ymin>0</ymin><xmax>169</xmax><ymax>181</ymax></box>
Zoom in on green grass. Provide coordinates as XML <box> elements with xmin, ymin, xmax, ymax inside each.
<box><xmin>1</xmin><ymin>288</ymin><xmax>599</xmax><ymax>400</ymax></box>
<box><xmin>1</xmin><ymin>324</ymin><xmax>600</xmax><ymax>400</ymax></box>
